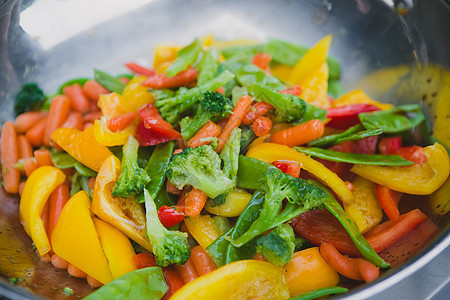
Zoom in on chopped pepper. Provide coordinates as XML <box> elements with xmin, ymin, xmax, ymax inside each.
<box><xmin>157</xmin><ymin>205</ymin><xmax>185</xmax><ymax>228</ymax></box>
<box><xmin>94</xmin><ymin>116</ymin><xmax>137</xmax><ymax>146</ymax></box>
<box><xmin>184</xmin><ymin>214</ymin><xmax>221</xmax><ymax>250</ymax></box>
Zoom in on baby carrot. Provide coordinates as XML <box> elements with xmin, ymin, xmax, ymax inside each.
<box><xmin>63</xmin><ymin>84</ymin><xmax>90</xmax><ymax>113</ymax></box>
<box><xmin>133</xmin><ymin>253</ymin><xmax>157</xmax><ymax>269</ymax></box>
<box><xmin>34</xmin><ymin>149</ymin><xmax>53</xmax><ymax>167</ymax></box>
<box><xmin>271</xmin><ymin>119</ymin><xmax>325</xmax><ymax>147</ymax></box>
<box><xmin>142</xmin><ymin>68</ymin><xmax>198</xmax><ymax>89</ymax></box>
<box><xmin>108</xmin><ymin>112</ymin><xmax>136</xmax><ymax>132</ymax></box>
<box><xmin>26</xmin><ymin>116</ymin><xmax>48</xmax><ymax>147</ymax></box>
<box><xmin>187</xmin><ymin>121</ymin><xmax>221</xmax><ymax>148</ymax></box>
<box><xmin>190</xmin><ymin>245</ymin><xmax>217</xmax><ymax>276</ymax></box>
<box><xmin>357</xmin><ymin>257</ymin><xmax>380</xmax><ymax>283</ymax></box>
<box><xmin>67</xmin><ymin>264</ymin><xmax>87</xmax><ymax>278</ymax></box>
<box><xmin>184</xmin><ymin>188</ymin><xmax>208</xmax><ymax>217</ymax></box>
<box><xmin>51</xmin><ymin>253</ymin><xmax>69</xmax><ymax>269</ymax></box>
<box><xmin>1</xmin><ymin>122</ymin><xmax>20</xmax><ymax>194</ymax></box>
<box><xmin>87</xmin><ymin>275</ymin><xmax>103</xmax><ymax>288</ymax></box>
<box><xmin>319</xmin><ymin>243</ymin><xmax>362</xmax><ymax>281</ymax></box>
<box><xmin>17</xmin><ymin>135</ymin><xmax>33</xmax><ymax>159</ymax></box>
<box><xmin>83</xmin><ymin>111</ymin><xmax>103</xmax><ymax>123</ymax></box>
<box><xmin>162</xmin><ymin>268</ymin><xmax>185</xmax><ymax>300</ymax></box>
<box><xmin>61</xmin><ymin>112</ymin><xmax>84</xmax><ymax>130</ymax></box>
<box><xmin>174</xmin><ymin>258</ymin><xmax>199</xmax><ymax>283</ymax></box>
<box><xmin>48</xmin><ymin>185</ymin><xmax>69</xmax><ymax>240</ymax></box>
<box><xmin>23</xmin><ymin>157</ymin><xmax>37</xmax><ymax>177</ymax></box>
<box><xmin>242</xmin><ymin>101</ymin><xmax>274</xmax><ymax>125</ymax></box>
<box><xmin>82</xmin><ymin>80</ymin><xmax>109</xmax><ymax>102</ymax></box>
<box><xmin>252</xmin><ymin>116</ymin><xmax>272</xmax><ymax>137</ymax></box>
<box><xmin>216</xmin><ymin>95</ymin><xmax>253</xmax><ymax>152</ymax></box>
<box><xmin>44</xmin><ymin>95</ymin><xmax>71</xmax><ymax>146</ymax></box>
<box><xmin>15</xmin><ymin>111</ymin><xmax>46</xmax><ymax>133</ymax></box>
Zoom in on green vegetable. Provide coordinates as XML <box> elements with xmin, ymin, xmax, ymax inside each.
<box><xmin>212</xmin><ymin>216</ymin><xmax>232</xmax><ymax>235</ymax></box>
<box><xmin>234</xmin><ymin>64</ymin><xmax>286</xmax><ymax>91</ymax></box>
<box><xmin>294</xmin><ymin>236</ymin><xmax>309</xmax><ymax>252</ymax></box>
<box><xmin>9</xmin><ymin>277</ymin><xmax>19</xmax><ymax>285</ymax></box>
<box><xmin>57</xmin><ymin>78</ymin><xmax>89</xmax><ymax>94</ymax></box>
<box><xmin>328</xmin><ymin>79</ymin><xmax>346</xmax><ymax>99</ymax></box>
<box><xmin>166</xmin><ymin>145</ymin><xmax>233</xmax><ymax>199</ymax></box>
<box><xmin>151</xmin><ymin>89</ymin><xmax>175</xmax><ymax>101</ymax></box>
<box><xmin>144</xmin><ymin>141</ymin><xmax>175</xmax><ymax>200</ymax></box>
<box><xmin>165</xmin><ymin>38</ymin><xmax>203</xmax><ymax>78</ymax></box>
<box><xmin>69</xmin><ymin>172</ymin><xmax>93</xmax><ymax>198</ymax></box>
<box><xmin>94</xmin><ymin>69</ymin><xmax>126</xmax><ymax>94</ymax></box>
<box><xmin>289</xmin><ymin>286</ymin><xmax>348</xmax><ymax>300</ymax></box>
<box><xmin>239</xmin><ymin>125</ymin><xmax>256</xmax><ymax>154</ymax></box>
<box><xmin>144</xmin><ymin>189</ymin><xmax>190</xmax><ymax>267</ymax></box>
<box><xmin>231</xmin><ymin>85</ymin><xmax>248</xmax><ymax>105</ymax></box>
<box><xmin>62</xmin><ymin>287</ymin><xmax>74</xmax><ymax>296</ymax></box>
<box><xmin>255</xmin><ymin>223</ymin><xmax>295</xmax><ymax>267</ymax></box>
<box><xmin>112</xmin><ymin>136</ymin><xmax>151</xmax><ymax>198</ymax></box>
<box><xmin>14</xmin><ymin>82</ymin><xmax>46</xmax><ymax>115</ymax></box>
<box><xmin>49</xmin><ymin>150</ymin><xmax>77</xmax><ymax>169</ymax></box>
<box><xmin>155</xmin><ymin>70</ymin><xmax>235</xmax><ymax>125</ymax></box>
<box><xmin>309</xmin><ymin>124</ymin><xmax>383</xmax><ymax>147</ymax></box>
<box><xmin>197</xmin><ymin>46</ymin><xmax>220</xmax><ymax>86</ymax></box>
<box><xmin>236</xmin><ymin>155</ymin><xmax>275</xmax><ymax>190</ymax></box>
<box><xmin>207</xmin><ymin>193</ymin><xmax>227</xmax><ymax>207</ymax></box>
<box><xmin>84</xmin><ymin>267</ymin><xmax>167</xmax><ymax>300</ymax></box>
<box><xmin>295</xmin><ymin>147</ymin><xmax>414</xmax><ymax>166</ymax></box>
<box><xmin>219</xmin><ymin>127</ymin><xmax>241</xmax><ymax>185</ymax></box>
<box><xmin>231</xmin><ymin>168</ymin><xmax>327</xmax><ymax>247</ymax></box>
<box><xmin>293</xmin><ymin>102</ymin><xmax>327</xmax><ymax>125</ymax></box>
<box><xmin>359</xmin><ymin>104</ymin><xmax>425</xmax><ymax>133</ymax></box>
<box><xmin>220</xmin><ymin>44</ymin><xmax>263</xmax><ymax>59</ymax></box>
<box><xmin>74</xmin><ymin>162</ymin><xmax>97</xmax><ymax>177</ymax></box>
<box><xmin>252</xmin><ymin>84</ymin><xmax>306</xmax><ymax>123</ymax></box>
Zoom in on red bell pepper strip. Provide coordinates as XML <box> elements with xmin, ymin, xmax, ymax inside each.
<box><xmin>108</xmin><ymin>112</ymin><xmax>137</xmax><ymax>132</ymax></box>
<box><xmin>135</xmin><ymin>122</ymin><xmax>177</xmax><ymax>146</ymax></box>
<box><xmin>252</xmin><ymin>52</ymin><xmax>271</xmax><ymax>73</ymax></box>
<box><xmin>141</xmin><ymin>68</ymin><xmax>198</xmax><ymax>89</ymax></box>
<box><xmin>125</xmin><ymin>62</ymin><xmax>156</xmax><ymax>77</ymax></box>
<box><xmin>378</xmin><ymin>137</ymin><xmax>402</xmax><ymax>155</ymax></box>
<box><xmin>279</xmin><ymin>85</ymin><xmax>302</xmax><ymax>96</ymax></box>
<box><xmin>375</xmin><ymin>184</ymin><xmax>402</xmax><ymax>221</ymax></box>
<box><xmin>395</xmin><ymin>145</ymin><xmax>427</xmax><ymax>164</ymax></box>
<box><xmin>138</xmin><ymin>104</ymin><xmax>181</xmax><ymax>138</ymax></box>
<box><xmin>272</xmin><ymin>160</ymin><xmax>301</xmax><ymax>178</ymax></box>
<box><xmin>157</xmin><ymin>205</ymin><xmax>185</xmax><ymax>228</ymax></box>
<box><xmin>326</xmin><ymin>104</ymin><xmax>380</xmax><ymax>129</ymax></box>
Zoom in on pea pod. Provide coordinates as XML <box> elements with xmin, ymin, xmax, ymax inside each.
<box><xmin>197</xmin><ymin>46</ymin><xmax>220</xmax><ymax>86</ymax></box>
<box><xmin>295</xmin><ymin>147</ymin><xmax>413</xmax><ymax>166</ymax></box>
<box><xmin>94</xmin><ymin>69</ymin><xmax>126</xmax><ymax>94</ymax></box>
<box><xmin>289</xmin><ymin>286</ymin><xmax>348</xmax><ymax>300</ymax></box>
<box><xmin>220</xmin><ymin>44</ymin><xmax>263</xmax><ymax>59</ymax></box>
<box><xmin>234</xmin><ymin>64</ymin><xmax>286</xmax><ymax>91</ymax></box>
<box><xmin>144</xmin><ymin>141</ymin><xmax>175</xmax><ymax>199</ymax></box>
<box><xmin>236</xmin><ymin>155</ymin><xmax>276</xmax><ymax>190</ymax></box>
<box><xmin>165</xmin><ymin>38</ymin><xmax>203</xmax><ymax>78</ymax></box>
<box><xmin>309</xmin><ymin>124</ymin><xmax>383</xmax><ymax>147</ymax></box>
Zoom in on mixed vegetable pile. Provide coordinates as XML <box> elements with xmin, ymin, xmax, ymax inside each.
<box><xmin>1</xmin><ymin>34</ymin><xmax>449</xmax><ymax>299</ymax></box>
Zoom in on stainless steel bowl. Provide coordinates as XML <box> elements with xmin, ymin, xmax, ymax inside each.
<box><xmin>1</xmin><ymin>0</ymin><xmax>449</xmax><ymax>299</ymax></box>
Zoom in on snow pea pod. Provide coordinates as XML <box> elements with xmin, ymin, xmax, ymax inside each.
<box><xmin>94</xmin><ymin>69</ymin><xmax>126</xmax><ymax>94</ymax></box>
<box><xmin>236</xmin><ymin>155</ymin><xmax>276</xmax><ymax>190</ymax></box>
<box><xmin>309</xmin><ymin>124</ymin><xmax>383</xmax><ymax>147</ymax></box>
<box><xmin>165</xmin><ymin>38</ymin><xmax>203</xmax><ymax>78</ymax></box>
<box><xmin>234</xmin><ymin>64</ymin><xmax>286</xmax><ymax>91</ymax></box>
<box><xmin>197</xmin><ymin>46</ymin><xmax>220</xmax><ymax>86</ymax></box>
<box><xmin>295</xmin><ymin>147</ymin><xmax>413</xmax><ymax>166</ymax></box>
<box><xmin>289</xmin><ymin>286</ymin><xmax>348</xmax><ymax>300</ymax></box>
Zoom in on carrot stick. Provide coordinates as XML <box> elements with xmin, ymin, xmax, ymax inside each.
<box><xmin>216</xmin><ymin>95</ymin><xmax>253</xmax><ymax>152</ymax></box>
<box><xmin>162</xmin><ymin>268</ymin><xmax>185</xmax><ymax>300</ymax></box>
<box><xmin>190</xmin><ymin>245</ymin><xmax>217</xmax><ymax>276</ymax></box>
<box><xmin>83</xmin><ymin>111</ymin><xmax>103</xmax><ymax>123</ymax></box>
<box><xmin>173</xmin><ymin>258</ymin><xmax>199</xmax><ymax>283</ymax></box>
<box><xmin>23</xmin><ymin>157</ymin><xmax>37</xmax><ymax>177</ymax></box>
<box><xmin>187</xmin><ymin>121</ymin><xmax>221</xmax><ymax>148</ymax></box>
<box><xmin>44</xmin><ymin>95</ymin><xmax>71</xmax><ymax>146</ymax></box>
<box><xmin>34</xmin><ymin>149</ymin><xmax>53</xmax><ymax>167</ymax></box>
<box><xmin>61</xmin><ymin>112</ymin><xmax>83</xmax><ymax>130</ymax></box>
<box><xmin>51</xmin><ymin>253</ymin><xmax>69</xmax><ymax>269</ymax></box>
<box><xmin>25</xmin><ymin>116</ymin><xmax>48</xmax><ymax>147</ymax></box>
<box><xmin>63</xmin><ymin>84</ymin><xmax>90</xmax><ymax>113</ymax></box>
<box><xmin>67</xmin><ymin>264</ymin><xmax>87</xmax><ymax>278</ymax></box>
<box><xmin>108</xmin><ymin>112</ymin><xmax>137</xmax><ymax>132</ymax></box>
<box><xmin>375</xmin><ymin>184</ymin><xmax>402</xmax><ymax>222</ymax></box>
<box><xmin>184</xmin><ymin>188</ymin><xmax>208</xmax><ymax>217</ymax></box>
<box><xmin>48</xmin><ymin>185</ymin><xmax>69</xmax><ymax>240</ymax></box>
<box><xmin>82</xmin><ymin>80</ymin><xmax>109</xmax><ymax>102</ymax></box>
<box><xmin>17</xmin><ymin>135</ymin><xmax>33</xmax><ymax>159</ymax></box>
<box><xmin>242</xmin><ymin>101</ymin><xmax>274</xmax><ymax>125</ymax></box>
<box><xmin>15</xmin><ymin>111</ymin><xmax>46</xmax><ymax>133</ymax></box>
<box><xmin>1</xmin><ymin>122</ymin><xmax>20</xmax><ymax>194</ymax></box>
<box><xmin>142</xmin><ymin>68</ymin><xmax>198</xmax><ymax>89</ymax></box>
<box><xmin>320</xmin><ymin>243</ymin><xmax>363</xmax><ymax>281</ymax></box>
<box><xmin>133</xmin><ymin>253</ymin><xmax>157</xmax><ymax>269</ymax></box>
<box><xmin>271</xmin><ymin>119</ymin><xmax>325</xmax><ymax>147</ymax></box>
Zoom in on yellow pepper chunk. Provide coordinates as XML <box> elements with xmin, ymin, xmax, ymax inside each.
<box><xmin>271</xmin><ymin>64</ymin><xmax>293</xmax><ymax>83</ymax></box>
<box><xmin>92</xmin><ymin>155</ymin><xmax>152</xmax><ymax>251</ymax></box>
<box><xmin>51</xmin><ymin>126</ymin><xmax>113</xmax><ymax>172</ymax></box>
<box><xmin>153</xmin><ymin>44</ymin><xmax>181</xmax><ymax>69</ymax></box>
<box><xmin>284</xmin><ymin>247</ymin><xmax>339</xmax><ymax>296</ymax></box>
<box><xmin>430</xmin><ymin>176</ymin><xmax>450</xmax><ymax>215</ymax></box>
<box><xmin>299</xmin><ymin>62</ymin><xmax>330</xmax><ymax>108</ymax></box>
<box><xmin>94</xmin><ymin>117</ymin><xmax>136</xmax><ymax>147</ymax></box>
<box><xmin>171</xmin><ymin>260</ymin><xmax>290</xmax><ymax>300</ymax></box>
<box><xmin>51</xmin><ymin>191</ymin><xmax>113</xmax><ymax>284</ymax></box>
<box><xmin>352</xmin><ymin>143</ymin><xmax>450</xmax><ymax>195</ymax></box>
<box><xmin>288</xmin><ymin>35</ymin><xmax>331</xmax><ymax>85</ymax></box>
<box><xmin>93</xmin><ymin>218</ymin><xmax>137</xmax><ymax>279</ymax></box>
<box><xmin>184</xmin><ymin>214</ymin><xmax>220</xmax><ymax>250</ymax></box>
<box><xmin>200</xmin><ymin>34</ymin><xmax>215</xmax><ymax>47</ymax></box>
<box><xmin>122</xmin><ymin>76</ymin><xmax>155</xmax><ymax>112</ymax></box>
<box><xmin>19</xmin><ymin>166</ymin><xmax>65</xmax><ymax>255</ymax></box>
<box><xmin>246</xmin><ymin>143</ymin><xmax>354</xmax><ymax>204</ymax></box>
<box><xmin>343</xmin><ymin>176</ymin><xmax>383</xmax><ymax>233</ymax></box>
<box><xmin>332</xmin><ymin>89</ymin><xmax>393</xmax><ymax>110</ymax></box>
<box><xmin>97</xmin><ymin>92</ymin><xmax>128</xmax><ymax>118</ymax></box>
<box><xmin>205</xmin><ymin>188</ymin><xmax>252</xmax><ymax>217</ymax></box>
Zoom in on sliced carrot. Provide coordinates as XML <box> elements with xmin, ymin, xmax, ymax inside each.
<box><xmin>190</xmin><ymin>245</ymin><xmax>217</xmax><ymax>276</ymax></box>
<box><xmin>61</xmin><ymin>112</ymin><xmax>84</xmax><ymax>130</ymax></box>
<box><xmin>63</xmin><ymin>84</ymin><xmax>90</xmax><ymax>113</ymax></box>
<box><xmin>242</xmin><ymin>101</ymin><xmax>274</xmax><ymax>125</ymax></box>
<box><xmin>44</xmin><ymin>95</ymin><xmax>71</xmax><ymax>146</ymax></box>
<box><xmin>162</xmin><ymin>268</ymin><xmax>185</xmax><ymax>300</ymax></box>
<box><xmin>67</xmin><ymin>264</ymin><xmax>87</xmax><ymax>278</ymax></box>
<box><xmin>271</xmin><ymin>119</ymin><xmax>325</xmax><ymax>147</ymax></box>
<box><xmin>51</xmin><ymin>253</ymin><xmax>69</xmax><ymax>269</ymax></box>
<box><xmin>187</xmin><ymin>120</ymin><xmax>221</xmax><ymax>148</ymax></box>
<box><xmin>34</xmin><ymin>149</ymin><xmax>53</xmax><ymax>167</ymax></box>
<box><xmin>17</xmin><ymin>135</ymin><xmax>33</xmax><ymax>159</ymax></box>
<box><xmin>82</xmin><ymin>80</ymin><xmax>109</xmax><ymax>102</ymax></box>
<box><xmin>173</xmin><ymin>258</ymin><xmax>199</xmax><ymax>283</ymax></box>
<box><xmin>1</xmin><ymin>122</ymin><xmax>20</xmax><ymax>194</ymax></box>
<box><xmin>142</xmin><ymin>68</ymin><xmax>198</xmax><ymax>89</ymax></box>
<box><xmin>48</xmin><ymin>185</ymin><xmax>69</xmax><ymax>240</ymax></box>
<box><xmin>25</xmin><ymin>116</ymin><xmax>48</xmax><ymax>147</ymax></box>
<box><xmin>15</xmin><ymin>111</ymin><xmax>46</xmax><ymax>133</ymax></box>
<box><xmin>216</xmin><ymin>95</ymin><xmax>253</xmax><ymax>152</ymax></box>
<box><xmin>23</xmin><ymin>157</ymin><xmax>38</xmax><ymax>177</ymax></box>
<box><xmin>184</xmin><ymin>188</ymin><xmax>208</xmax><ymax>217</ymax></box>
<box><xmin>252</xmin><ymin>116</ymin><xmax>272</xmax><ymax>137</ymax></box>
<box><xmin>375</xmin><ymin>184</ymin><xmax>402</xmax><ymax>221</ymax></box>
<box><xmin>108</xmin><ymin>112</ymin><xmax>137</xmax><ymax>132</ymax></box>
<box><xmin>83</xmin><ymin>111</ymin><xmax>103</xmax><ymax>123</ymax></box>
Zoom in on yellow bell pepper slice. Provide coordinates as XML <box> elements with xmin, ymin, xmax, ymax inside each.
<box><xmin>153</xmin><ymin>44</ymin><xmax>181</xmax><ymax>69</ymax></box>
<box><xmin>246</xmin><ymin>143</ymin><xmax>354</xmax><ymax>204</ymax></box>
<box><xmin>97</xmin><ymin>92</ymin><xmax>128</xmax><ymax>118</ymax></box>
<box><xmin>51</xmin><ymin>191</ymin><xmax>113</xmax><ymax>284</ymax></box>
<box><xmin>19</xmin><ymin>166</ymin><xmax>65</xmax><ymax>255</ymax></box>
<box><xmin>122</xmin><ymin>76</ymin><xmax>155</xmax><ymax>112</ymax></box>
<box><xmin>351</xmin><ymin>143</ymin><xmax>450</xmax><ymax>195</ymax></box>
<box><xmin>430</xmin><ymin>176</ymin><xmax>450</xmax><ymax>215</ymax></box>
<box><xmin>93</xmin><ymin>218</ymin><xmax>137</xmax><ymax>279</ymax></box>
<box><xmin>284</xmin><ymin>247</ymin><xmax>339</xmax><ymax>296</ymax></box>
<box><xmin>343</xmin><ymin>176</ymin><xmax>382</xmax><ymax>233</ymax></box>
<box><xmin>93</xmin><ymin>117</ymin><xmax>136</xmax><ymax>147</ymax></box>
<box><xmin>205</xmin><ymin>188</ymin><xmax>252</xmax><ymax>217</ymax></box>
<box><xmin>51</xmin><ymin>126</ymin><xmax>113</xmax><ymax>172</ymax></box>
<box><xmin>288</xmin><ymin>35</ymin><xmax>331</xmax><ymax>85</ymax></box>
<box><xmin>184</xmin><ymin>214</ymin><xmax>220</xmax><ymax>250</ymax></box>
<box><xmin>171</xmin><ymin>260</ymin><xmax>290</xmax><ymax>300</ymax></box>
<box><xmin>200</xmin><ymin>34</ymin><xmax>215</xmax><ymax>47</ymax></box>
<box><xmin>92</xmin><ymin>155</ymin><xmax>152</xmax><ymax>251</ymax></box>
<box><xmin>332</xmin><ymin>89</ymin><xmax>393</xmax><ymax>110</ymax></box>
<box><xmin>271</xmin><ymin>64</ymin><xmax>294</xmax><ymax>83</ymax></box>
<box><xmin>299</xmin><ymin>62</ymin><xmax>330</xmax><ymax>108</ymax></box>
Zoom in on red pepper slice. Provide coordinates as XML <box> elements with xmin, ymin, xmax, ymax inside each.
<box><xmin>125</xmin><ymin>62</ymin><xmax>155</xmax><ymax>77</ymax></box>
<box><xmin>375</xmin><ymin>184</ymin><xmax>402</xmax><ymax>221</ymax></box>
<box><xmin>138</xmin><ymin>104</ymin><xmax>181</xmax><ymax>138</ymax></box>
<box><xmin>326</xmin><ymin>104</ymin><xmax>380</xmax><ymax>129</ymax></box>
<box><xmin>135</xmin><ymin>122</ymin><xmax>177</xmax><ymax>146</ymax></box>
<box><xmin>272</xmin><ymin>160</ymin><xmax>301</xmax><ymax>178</ymax></box>
<box><xmin>394</xmin><ymin>146</ymin><xmax>427</xmax><ymax>164</ymax></box>
<box><xmin>378</xmin><ymin>137</ymin><xmax>402</xmax><ymax>155</ymax></box>
<box><xmin>157</xmin><ymin>205</ymin><xmax>185</xmax><ymax>228</ymax></box>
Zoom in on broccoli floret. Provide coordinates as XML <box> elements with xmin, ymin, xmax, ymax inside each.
<box><xmin>252</xmin><ymin>83</ymin><xmax>306</xmax><ymax>123</ymax></box>
<box><xmin>112</xmin><ymin>136</ymin><xmax>151</xmax><ymax>198</ymax></box>
<box><xmin>166</xmin><ymin>145</ymin><xmax>233</xmax><ymax>199</ymax></box>
<box><xmin>256</xmin><ymin>224</ymin><xmax>295</xmax><ymax>267</ymax></box>
<box><xmin>231</xmin><ymin>168</ymin><xmax>326</xmax><ymax>247</ymax></box>
<box><xmin>144</xmin><ymin>189</ymin><xmax>190</xmax><ymax>266</ymax></box>
<box><xmin>14</xmin><ymin>83</ymin><xmax>46</xmax><ymax>115</ymax></box>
